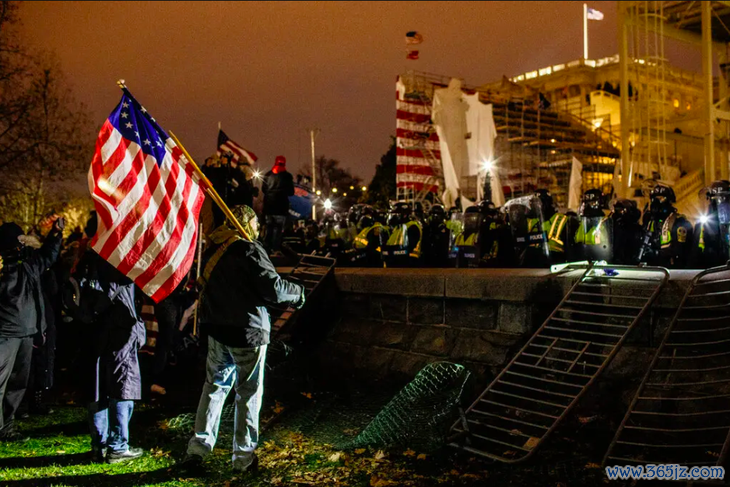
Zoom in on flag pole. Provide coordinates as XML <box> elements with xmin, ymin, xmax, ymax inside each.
<box><xmin>583</xmin><ymin>3</ymin><xmax>589</xmax><ymax>60</ymax></box>
<box><xmin>169</xmin><ymin>130</ymin><xmax>252</xmax><ymax>242</ymax></box>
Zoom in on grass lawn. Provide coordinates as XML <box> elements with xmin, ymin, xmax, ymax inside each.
<box><xmin>0</xmin><ymin>394</ymin><xmax>613</xmax><ymax>487</ymax></box>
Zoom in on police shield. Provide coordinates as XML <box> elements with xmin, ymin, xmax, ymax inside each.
<box><xmin>575</xmin><ymin>216</ymin><xmax>613</xmax><ymax>262</ymax></box>
<box><xmin>503</xmin><ymin>195</ymin><xmax>550</xmax><ymax>266</ymax></box>
<box><xmin>455</xmin><ymin>211</ymin><xmax>483</xmax><ymax>268</ymax></box>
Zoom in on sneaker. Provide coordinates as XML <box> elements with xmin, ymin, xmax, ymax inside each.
<box><xmin>106</xmin><ymin>447</ymin><xmax>144</xmax><ymax>464</ymax></box>
<box><xmin>178</xmin><ymin>453</ymin><xmax>205</xmax><ymax>474</ymax></box>
<box><xmin>232</xmin><ymin>454</ymin><xmax>258</xmax><ymax>473</ymax></box>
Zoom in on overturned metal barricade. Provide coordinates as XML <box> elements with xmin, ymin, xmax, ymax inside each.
<box><xmin>449</xmin><ymin>264</ymin><xmax>669</xmax><ymax>463</ymax></box>
<box><xmin>269</xmin><ymin>253</ymin><xmax>336</xmax><ymax>339</ymax></box>
<box><xmin>604</xmin><ymin>264</ymin><xmax>730</xmax><ymax>468</ymax></box>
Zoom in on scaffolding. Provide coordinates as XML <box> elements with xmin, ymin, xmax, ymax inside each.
<box><xmin>479</xmin><ymin>88</ymin><xmax>620</xmax><ymax>210</ymax></box>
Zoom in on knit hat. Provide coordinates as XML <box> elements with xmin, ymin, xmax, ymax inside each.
<box><xmin>226</xmin><ymin>205</ymin><xmax>259</xmax><ymax>240</ymax></box>
<box><xmin>0</xmin><ymin>223</ymin><xmax>24</xmax><ymax>254</ymax></box>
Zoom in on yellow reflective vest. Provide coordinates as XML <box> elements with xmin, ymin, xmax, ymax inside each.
<box><xmin>386</xmin><ymin>221</ymin><xmax>422</xmax><ymax>258</ymax></box>
<box><xmin>528</xmin><ymin>213</ymin><xmax>568</xmax><ymax>253</ymax></box>
<box><xmin>353</xmin><ymin>222</ymin><xmax>385</xmax><ymax>250</ymax></box>
<box><xmin>574</xmin><ymin>217</ymin><xmax>609</xmax><ymax>246</ymax></box>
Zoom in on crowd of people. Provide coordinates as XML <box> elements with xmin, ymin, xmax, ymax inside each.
<box><xmin>0</xmin><ymin>167</ymin><xmax>304</xmax><ymax>473</ymax></box>
<box><xmin>281</xmin><ymin>181</ymin><xmax>730</xmax><ymax>272</ymax></box>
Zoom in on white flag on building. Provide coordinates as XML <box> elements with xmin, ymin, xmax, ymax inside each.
<box><xmin>586</xmin><ymin>7</ymin><xmax>604</xmax><ymax>20</ymax></box>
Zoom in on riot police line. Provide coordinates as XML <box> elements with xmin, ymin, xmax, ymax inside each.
<box><xmin>276</xmin><ymin>180</ymin><xmax>730</xmax><ymax>270</ymax></box>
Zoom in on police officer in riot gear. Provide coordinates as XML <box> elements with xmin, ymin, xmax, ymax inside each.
<box><xmin>639</xmin><ymin>184</ymin><xmax>693</xmax><ymax>268</ymax></box>
<box><xmin>383</xmin><ymin>203</ymin><xmax>423</xmax><ymax>267</ymax></box>
<box><xmin>610</xmin><ymin>199</ymin><xmax>643</xmax><ymax>265</ymax></box>
<box><xmin>422</xmin><ymin>204</ymin><xmax>451</xmax><ymax>267</ymax></box>
<box><xmin>340</xmin><ymin>211</ymin><xmax>390</xmax><ymax>267</ymax></box>
<box><xmin>524</xmin><ymin>190</ymin><xmax>573</xmax><ymax>267</ymax></box>
<box><xmin>572</xmin><ymin>189</ymin><xmax>611</xmax><ymax>262</ymax></box>
<box><xmin>690</xmin><ymin>180</ymin><xmax>730</xmax><ymax>268</ymax></box>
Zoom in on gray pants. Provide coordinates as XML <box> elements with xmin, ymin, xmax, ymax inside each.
<box><xmin>0</xmin><ymin>336</ymin><xmax>33</xmax><ymax>435</ymax></box>
<box><xmin>187</xmin><ymin>337</ymin><xmax>266</xmax><ymax>469</ymax></box>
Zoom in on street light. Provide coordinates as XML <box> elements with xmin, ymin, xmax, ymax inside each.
<box><xmin>361</xmin><ymin>186</ymin><xmax>367</xmax><ymax>191</ymax></box>
<box><xmin>332</xmin><ymin>187</ymin><xmax>338</xmax><ymax>193</ymax></box>
<box><xmin>316</xmin><ymin>190</ymin><xmax>321</xmax><ymax>196</ymax></box>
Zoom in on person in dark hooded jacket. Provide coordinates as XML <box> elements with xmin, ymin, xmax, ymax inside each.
<box><xmin>262</xmin><ymin>155</ymin><xmax>294</xmax><ymax>252</ymax></box>
<box><xmin>73</xmin><ymin>243</ymin><xmax>146</xmax><ymax>464</ymax></box>
<box><xmin>183</xmin><ymin>205</ymin><xmax>304</xmax><ymax>473</ymax></box>
<box><xmin>0</xmin><ymin>217</ymin><xmax>63</xmax><ymax>441</ymax></box>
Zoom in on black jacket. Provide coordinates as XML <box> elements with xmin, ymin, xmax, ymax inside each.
<box><xmin>262</xmin><ymin>170</ymin><xmax>294</xmax><ymax>216</ymax></box>
<box><xmin>200</xmin><ymin>237</ymin><xmax>303</xmax><ymax>347</ymax></box>
<box><xmin>0</xmin><ymin>230</ymin><xmax>62</xmax><ymax>338</ymax></box>
<box><xmin>75</xmin><ymin>251</ymin><xmax>145</xmax><ymax>402</ymax></box>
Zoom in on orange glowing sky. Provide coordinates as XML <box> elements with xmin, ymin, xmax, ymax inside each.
<box><xmin>19</xmin><ymin>1</ymin><xmax>698</xmax><ymax>181</ymax></box>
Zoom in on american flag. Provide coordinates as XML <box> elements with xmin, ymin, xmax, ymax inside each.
<box><xmin>88</xmin><ymin>90</ymin><xmax>206</xmax><ymax>303</ymax></box>
<box><xmin>217</xmin><ymin>129</ymin><xmax>258</xmax><ymax>166</ymax></box>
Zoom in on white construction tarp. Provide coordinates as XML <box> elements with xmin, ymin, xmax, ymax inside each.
<box><xmin>433</xmin><ymin>81</ymin><xmax>500</xmax><ymax>208</ymax></box>
<box><xmin>568</xmin><ymin>156</ymin><xmax>583</xmax><ymax>211</ymax></box>
<box><xmin>432</xmin><ymin>79</ymin><xmax>469</xmax><ymax>209</ymax></box>
<box><xmin>463</xmin><ymin>92</ymin><xmax>502</xmax><ymax>205</ymax></box>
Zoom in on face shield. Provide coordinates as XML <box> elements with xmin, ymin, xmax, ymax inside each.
<box><xmin>712</xmin><ymin>194</ymin><xmax>730</xmax><ymax>225</ymax></box>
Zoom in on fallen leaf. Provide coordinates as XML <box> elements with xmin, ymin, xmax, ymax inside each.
<box><xmin>450</xmin><ymin>469</ymin><xmax>460</xmax><ymax>476</ymax></box>
<box><xmin>301</xmin><ymin>392</ymin><xmax>313</xmax><ymax>399</ymax></box>
<box><xmin>354</xmin><ymin>448</ymin><xmax>366</xmax><ymax>455</ymax></box>
<box><xmin>328</xmin><ymin>452</ymin><xmax>343</xmax><ymax>463</ymax></box>
<box><xmin>374</xmin><ymin>450</ymin><xmax>386</xmax><ymax>460</ymax></box>
<box><xmin>272</xmin><ymin>401</ymin><xmax>285</xmax><ymax>414</ymax></box>
<box><xmin>585</xmin><ymin>462</ymin><xmax>601</xmax><ymax>469</ymax></box>
<box><xmin>523</xmin><ymin>437</ymin><xmax>540</xmax><ymax>450</ymax></box>
<box><xmin>416</xmin><ymin>453</ymin><xmax>427</xmax><ymax>460</ymax></box>
<box><xmin>370</xmin><ymin>476</ymin><xmax>396</xmax><ymax>487</ymax></box>
<box><xmin>403</xmin><ymin>449</ymin><xmax>416</xmax><ymax>457</ymax></box>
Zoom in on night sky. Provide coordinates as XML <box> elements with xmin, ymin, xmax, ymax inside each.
<box><xmin>20</xmin><ymin>1</ymin><xmax>695</xmax><ymax>182</ymax></box>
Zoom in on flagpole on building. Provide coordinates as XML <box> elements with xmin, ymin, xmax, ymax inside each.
<box><xmin>583</xmin><ymin>3</ymin><xmax>589</xmax><ymax>59</ymax></box>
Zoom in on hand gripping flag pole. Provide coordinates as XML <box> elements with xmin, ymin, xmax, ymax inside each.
<box><xmin>115</xmin><ymin>79</ymin><xmax>252</xmax><ymax>243</ymax></box>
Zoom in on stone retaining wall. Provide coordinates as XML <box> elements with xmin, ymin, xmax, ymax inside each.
<box><xmin>314</xmin><ymin>268</ymin><xmax>697</xmax><ymax>388</ymax></box>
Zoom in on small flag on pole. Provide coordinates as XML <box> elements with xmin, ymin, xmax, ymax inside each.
<box><xmin>88</xmin><ymin>88</ymin><xmax>206</xmax><ymax>303</ymax></box>
<box><xmin>405</xmin><ymin>31</ymin><xmax>423</xmax><ymax>45</ymax></box>
<box><xmin>586</xmin><ymin>7</ymin><xmax>604</xmax><ymax>20</ymax></box>
<box><xmin>217</xmin><ymin>129</ymin><xmax>257</xmax><ymax>167</ymax></box>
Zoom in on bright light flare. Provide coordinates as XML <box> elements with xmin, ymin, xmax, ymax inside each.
<box><xmin>316</xmin><ymin>190</ymin><xmax>322</xmax><ymax>196</ymax></box>
<box><xmin>324</xmin><ymin>198</ymin><xmax>333</xmax><ymax>210</ymax></box>
<box><xmin>332</xmin><ymin>187</ymin><xmax>338</xmax><ymax>193</ymax></box>
<box><xmin>700</xmin><ymin>214</ymin><xmax>710</xmax><ymax>225</ymax></box>
<box><xmin>481</xmin><ymin>159</ymin><xmax>494</xmax><ymax>172</ymax></box>
<box><xmin>253</xmin><ymin>170</ymin><xmax>262</xmax><ymax>180</ymax></box>
<box><xmin>361</xmin><ymin>186</ymin><xmax>367</xmax><ymax>191</ymax></box>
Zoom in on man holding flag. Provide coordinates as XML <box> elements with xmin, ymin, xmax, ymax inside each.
<box><xmin>86</xmin><ymin>84</ymin><xmax>206</xmax><ymax>463</ymax></box>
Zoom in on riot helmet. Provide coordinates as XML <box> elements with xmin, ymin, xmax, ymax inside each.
<box><xmin>358</xmin><ymin>214</ymin><xmax>374</xmax><ymax>231</ymax></box>
<box><xmin>705</xmin><ymin>180</ymin><xmax>730</xmax><ymax>225</ymax></box>
<box><xmin>580</xmin><ymin>189</ymin><xmax>606</xmax><ymax>218</ymax></box>
<box><xmin>612</xmin><ymin>199</ymin><xmax>641</xmax><ymax>226</ymax></box>
<box><xmin>648</xmin><ymin>184</ymin><xmax>676</xmax><ymax>219</ymax></box>
<box><xmin>534</xmin><ymin>189</ymin><xmax>556</xmax><ymax>219</ymax></box>
<box><xmin>428</xmin><ymin>204</ymin><xmax>446</xmax><ymax>226</ymax></box>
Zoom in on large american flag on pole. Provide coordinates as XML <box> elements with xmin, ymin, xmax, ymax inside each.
<box><xmin>88</xmin><ymin>90</ymin><xmax>206</xmax><ymax>303</ymax></box>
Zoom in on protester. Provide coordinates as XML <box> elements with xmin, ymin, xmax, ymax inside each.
<box><xmin>182</xmin><ymin>205</ymin><xmax>305</xmax><ymax>473</ymax></box>
<box><xmin>72</xmin><ymin>216</ymin><xmax>146</xmax><ymax>464</ymax></box>
<box><xmin>262</xmin><ymin>156</ymin><xmax>295</xmax><ymax>252</ymax></box>
<box><xmin>0</xmin><ymin>216</ymin><xmax>63</xmax><ymax>441</ymax></box>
